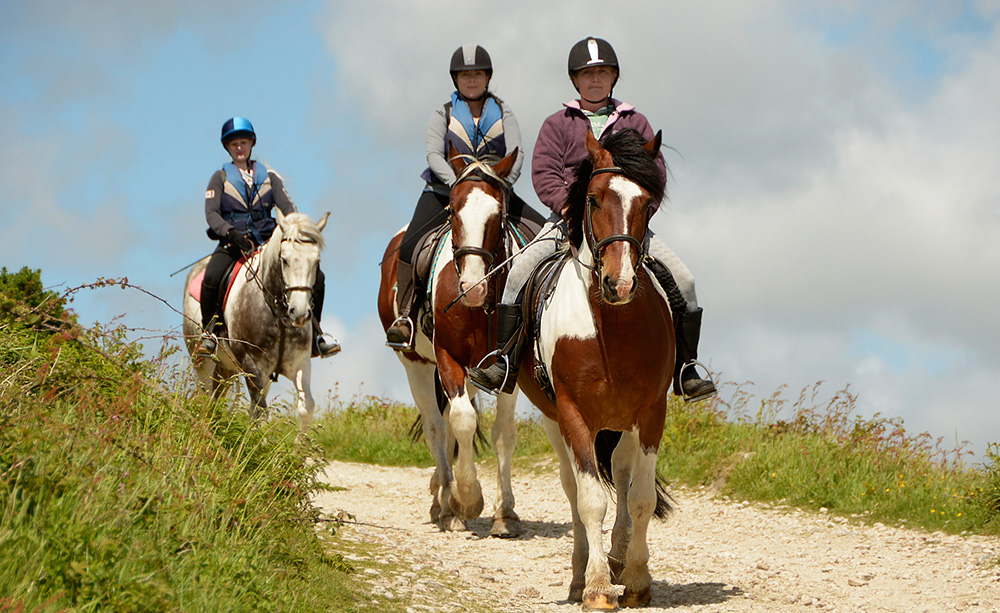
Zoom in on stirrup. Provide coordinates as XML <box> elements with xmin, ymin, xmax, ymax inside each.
<box><xmin>314</xmin><ymin>333</ymin><xmax>341</xmax><ymax>358</ymax></box>
<box><xmin>678</xmin><ymin>359</ymin><xmax>717</xmax><ymax>404</ymax></box>
<box><xmin>385</xmin><ymin>316</ymin><xmax>415</xmax><ymax>351</ymax></box>
<box><xmin>194</xmin><ymin>331</ymin><xmax>220</xmax><ymax>364</ymax></box>
<box><xmin>470</xmin><ymin>350</ymin><xmax>511</xmax><ymax>396</ymax></box>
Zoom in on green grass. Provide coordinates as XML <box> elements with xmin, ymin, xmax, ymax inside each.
<box><xmin>314</xmin><ymin>381</ymin><xmax>1000</xmax><ymax>539</ymax></box>
<box><xmin>0</xmin><ymin>269</ymin><xmax>394</xmax><ymax>612</ymax></box>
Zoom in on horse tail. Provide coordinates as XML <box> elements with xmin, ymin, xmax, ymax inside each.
<box><xmin>594</xmin><ymin>429</ymin><xmax>620</xmax><ymax>488</ymax></box>
<box><xmin>594</xmin><ymin>430</ymin><xmax>674</xmax><ymax>520</ymax></box>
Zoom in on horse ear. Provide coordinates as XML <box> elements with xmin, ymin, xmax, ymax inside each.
<box><xmin>316</xmin><ymin>211</ymin><xmax>330</xmax><ymax>232</ymax></box>
<box><xmin>448</xmin><ymin>142</ymin><xmax>468</xmax><ymax>176</ymax></box>
<box><xmin>275</xmin><ymin>207</ymin><xmax>286</xmax><ymax>229</ymax></box>
<box><xmin>493</xmin><ymin>147</ymin><xmax>518</xmax><ymax>180</ymax></box>
<box><xmin>585</xmin><ymin>129</ymin><xmax>604</xmax><ymax>162</ymax></box>
<box><xmin>644</xmin><ymin>130</ymin><xmax>663</xmax><ymax>157</ymax></box>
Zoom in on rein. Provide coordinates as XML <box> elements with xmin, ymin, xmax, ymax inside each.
<box><xmin>584</xmin><ymin>166</ymin><xmax>647</xmax><ymax>272</ymax></box>
<box><xmin>241</xmin><ymin>237</ymin><xmax>316</xmax><ymax>327</ymax></box>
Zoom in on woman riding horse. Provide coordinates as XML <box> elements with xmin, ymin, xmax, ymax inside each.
<box><xmin>385</xmin><ymin>45</ymin><xmax>544</xmax><ymax>350</ymax></box>
<box><xmin>197</xmin><ymin>116</ymin><xmax>339</xmax><ymax>359</ymax></box>
<box><xmin>470</xmin><ymin>37</ymin><xmax>716</xmax><ymax>402</ymax></box>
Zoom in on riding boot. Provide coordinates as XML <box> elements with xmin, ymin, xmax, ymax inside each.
<box><xmin>469</xmin><ymin>303</ymin><xmax>524</xmax><ymax>395</ymax></box>
<box><xmin>675</xmin><ymin>307</ymin><xmax>717</xmax><ymax>403</ymax></box>
<box><xmin>197</xmin><ymin>280</ymin><xmax>222</xmax><ymax>357</ymax></box>
<box><xmin>312</xmin><ymin>317</ymin><xmax>341</xmax><ymax>358</ymax></box>
<box><xmin>386</xmin><ymin>261</ymin><xmax>420</xmax><ymax>350</ymax></box>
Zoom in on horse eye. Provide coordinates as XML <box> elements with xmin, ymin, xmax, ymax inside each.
<box><xmin>587</xmin><ymin>195</ymin><xmax>599</xmax><ymax>207</ymax></box>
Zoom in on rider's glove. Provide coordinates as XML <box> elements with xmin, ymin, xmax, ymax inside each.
<box><xmin>227</xmin><ymin>228</ymin><xmax>253</xmax><ymax>253</ymax></box>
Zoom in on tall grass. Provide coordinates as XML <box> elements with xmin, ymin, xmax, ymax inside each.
<box><xmin>0</xmin><ymin>270</ymin><xmax>381</xmax><ymax>612</ymax></box>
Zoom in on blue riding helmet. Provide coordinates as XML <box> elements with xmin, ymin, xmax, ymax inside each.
<box><xmin>220</xmin><ymin>117</ymin><xmax>256</xmax><ymax>147</ymax></box>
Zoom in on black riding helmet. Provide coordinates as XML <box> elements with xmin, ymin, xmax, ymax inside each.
<box><xmin>567</xmin><ymin>37</ymin><xmax>620</xmax><ymax>92</ymax></box>
<box><xmin>450</xmin><ymin>45</ymin><xmax>493</xmax><ymax>95</ymax></box>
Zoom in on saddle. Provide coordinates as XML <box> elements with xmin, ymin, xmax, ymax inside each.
<box><xmin>186</xmin><ymin>256</ymin><xmax>248</xmax><ymax>320</ymax></box>
<box><xmin>520</xmin><ymin>247</ymin><xmax>572</xmax><ymax>403</ymax></box>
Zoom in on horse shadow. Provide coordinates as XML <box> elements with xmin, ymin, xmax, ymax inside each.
<box><xmin>648</xmin><ymin>580</ymin><xmax>745</xmax><ymax>608</ymax></box>
<box><xmin>464</xmin><ymin>517</ymin><xmax>573</xmax><ymax>540</ymax></box>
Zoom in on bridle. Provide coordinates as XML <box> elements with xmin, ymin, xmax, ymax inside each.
<box><xmin>584</xmin><ymin>166</ymin><xmax>648</xmax><ymax>273</ymax></box>
<box><xmin>449</xmin><ymin>156</ymin><xmax>510</xmax><ymax>276</ymax></box>
<box><xmin>242</xmin><ymin>236</ymin><xmax>317</xmax><ymax>327</ymax></box>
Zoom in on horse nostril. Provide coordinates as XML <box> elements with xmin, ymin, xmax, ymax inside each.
<box><xmin>602</xmin><ymin>276</ymin><xmax>618</xmax><ymax>299</ymax></box>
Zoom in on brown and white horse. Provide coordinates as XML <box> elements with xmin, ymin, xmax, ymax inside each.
<box><xmin>183</xmin><ymin>210</ymin><xmax>328</xmax><ymax>431</ymax></box>
<box><xmin>377</xmin><ymin>147</ymin><xmax>524</xmax><ymax>536</ymax></box>
<box><xmin>518</xmin><ymin>129</ymin><xmax>674</xmax><ymax>609</ymax></box>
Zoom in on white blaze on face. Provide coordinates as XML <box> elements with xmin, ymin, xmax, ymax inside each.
<box><xmin>455</xmin><ymin>187</ymin><xmax>500</xmax><ymax>303</ymax></box>
<box><xmin>607</xmin><ymin>175</ymin><xmax>643</xmax><ymax>279</ymax></box>
<box><xmin>281</xmin><ymin>240</ymin><xmax>320</xmax><ymax>326</ymax></box>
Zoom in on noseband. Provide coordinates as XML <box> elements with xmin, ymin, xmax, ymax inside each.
<box><xmin>585</xmin><ymin>166</ymin><xmax>647</xmax><ymax>272</ymax></box>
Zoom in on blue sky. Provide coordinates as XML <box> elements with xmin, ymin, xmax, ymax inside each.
<box><xmin>3</xmin><ymin>1</ymin><xmax>998</xmax><ymax>461</ymax></box>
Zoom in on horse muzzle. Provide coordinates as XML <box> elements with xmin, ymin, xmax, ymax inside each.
<box><xmin>600</xmin><ymin>271</ymin><xmax>637</xmax><ymax>305</ymax></box>
<box><xmin>459</xmin><ymin>278</ymin><xmax>488</xmax><ymax>307</ymax></box>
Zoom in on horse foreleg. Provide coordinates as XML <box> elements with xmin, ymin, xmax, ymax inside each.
<box><xmin>543</xmin><ymin>417</ymin><xmax>589</xmax><ymax>603</ymax></box>
<box><xmin>402</xmin><ymin>360</ymin><xmax>459</xmax><ymax>530</ymax></box>
<box><xmin>618</xmin><ymin>447</ymin><xmax>659</xmax><ymax>608</ymax></box>
<box><xmin>489</xmin><ymin>389</ymin><xmax>522</xmax><ymax>538</ymax></box>
<box><xmin>608</xmin><ymin>430</ymin><xmax>639</xmax><ymax>583</ymax></box>
<box><xmin>292</xmin><ymin>359</ymin><xmax>315</xmax><ymax>432</ymax></box>
<box><xmin>561</xmin><ymin>414</ymin><xmax>617</xmax><ymax>610</ymax></box>
<box><xmin>443</xmin><ymin>385</ymin><xmax>484</xmax><ymax>521</ymax></box>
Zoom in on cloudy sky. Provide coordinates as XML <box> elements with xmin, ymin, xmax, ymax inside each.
<box><xmin>2</xmin><ymin>1</ymin><xmax>998</xmax><ymax>461</ymax></box>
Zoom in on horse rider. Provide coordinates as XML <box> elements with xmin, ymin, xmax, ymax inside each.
<box><xmin>197</xmin><ymin>116</ymin><xmax>340</xmax><ymax>359</ymax></box>
<box><xmin>469</xmin><ymin>37</ymin><xmax>717</xmax><ymax>402</ymax></box>
<box><xmin>385</xmin><ymin>44</ymin><xmax>546</xmax><ymax>350</ymax></box>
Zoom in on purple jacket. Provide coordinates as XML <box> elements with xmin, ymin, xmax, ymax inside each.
<box><xmin>531</xmin><ymin>99</ymin><xmax>666</xmax><ymax>216</ymax></box>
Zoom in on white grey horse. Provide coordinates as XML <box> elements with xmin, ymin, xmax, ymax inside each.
<box><xmin>183</xmin><ymin>210</ymin><xmax>329</xmax><ymax>430</ymax></box>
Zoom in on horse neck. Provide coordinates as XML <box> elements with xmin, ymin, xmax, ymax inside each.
<box><xmin>258</xmin><ymin>232</ymin><xmax>284</xmax><ymax>293</ymax></box>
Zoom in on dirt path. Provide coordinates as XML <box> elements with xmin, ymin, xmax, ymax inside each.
<box><xmin>313</xmin><ymin>460</ymin><xmax>1000</xmax><ymax>612</ymax></box>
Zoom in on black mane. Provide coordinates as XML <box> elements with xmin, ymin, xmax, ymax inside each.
<box><xmin>564</xmin><ymin>129</ymin><xmax>666</xmax><ymax>247</ymax></box>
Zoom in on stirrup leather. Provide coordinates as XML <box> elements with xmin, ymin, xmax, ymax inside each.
<box><xmin>385</xmin><ymin>316</ymin><xmax>415</xmax><ymax>351</ymax></box>
<box><xmin>678</xmin><ymin>359</ymin><xmax>716</xmax><ymax>404</ymax></box>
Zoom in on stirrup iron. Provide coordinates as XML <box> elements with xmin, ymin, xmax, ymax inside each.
<box><xmin>385</xmin><ymin>316</ymin><xmax>415</xmax><ymax>351</ymax></box>
<box><xmin>678</xmin><ymin>359</ymin><xmax>716</xmax><ymax>404</ymax></box>
<box><xmin>470</xmin><ymin>350</ymin><xmax>511</xmax><ymax>396</ymax></box>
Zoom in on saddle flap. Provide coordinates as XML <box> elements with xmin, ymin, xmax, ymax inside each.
<box><xmin>187</xmin><ymin>257</ymin><xmax>247</xmax><ymax>313</ymax></box>
<box><xmin>521</xmin><ymin>249</ymin><xmax>572</xmax><ymax>402</ymax></box>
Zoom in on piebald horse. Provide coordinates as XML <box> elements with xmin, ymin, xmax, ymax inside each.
<box><xmin>377</xmin><ymin>147</ymin><xmax>524</xmax><ymax>536</ymax></box>
<box><xmin>518</xmin><ymin>129</ymin><xmax>674</xmax><ymax>609</ymax></box>
<box><xmin>183</xmin><ymin>210</ymin><xmax>328</xmax><ymax>431</ymax></box>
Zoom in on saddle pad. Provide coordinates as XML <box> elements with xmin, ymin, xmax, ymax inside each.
<box><xmin>186</xmin><ymin>258</ymin><xmax>246</xmax><ymax>310</ymax></box>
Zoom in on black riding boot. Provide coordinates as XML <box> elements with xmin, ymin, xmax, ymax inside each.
<box><xmin>646</xmin><ymin>258</ymin><xmax>716</xmax><ymax>402</ymax></box>
<box><xmin>675</xmin><ymin>307</ymin><xmax>717</xmax><ymax>403</ymax></box>
<box><xmin>469</xmin><ymin>303</ymin><xmax>524</xmax><ymax>395</ymax></box>
<box><xmin>197</xmin><ymin>279</ymin><xmax>222</xmax><ymax>357</ymax></box>
<box><xmin>386</xmin><ymin>261</ymin><xmax>419</xmax><ymax>350</ymax></box>
<box><xmin>312</xmin><ymin>318</ymin><xmax>341</xmax><ymax>358</ymax></box>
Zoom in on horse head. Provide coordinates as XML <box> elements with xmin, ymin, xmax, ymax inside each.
<box><xmin>576</xmin><ymin>129</ymin><xmax>663</xmax><ymax>305</ymax></box>
<box><xmin>446</xmin><ymin>142</ymin><xmax>517</xmax><ymax>307</ymax></box>
<box><xmin>271</xmin><ymin>209</ymin><xmax>328</xmax><ymax>327</ymax></box>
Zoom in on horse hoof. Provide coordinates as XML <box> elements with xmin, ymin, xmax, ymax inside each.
<box><xmin>448</xmin><ymin>488</ymin><xmax>485</xmax><ymax>521</ymax></box>
<box><xmin>489</xmin><ymin>517</ymin><xmax>523</xmax><ymax>538</ymax></box>
<box><xmin>568</xmin><ymin>584</ymin><xmax>584</xmax><ymax>603</ymax></box>
<box><xmin>582</xmin><ymin>592</ymin><xmax>618</xmax><ymax>610</ymax></box>
<box><xmin>620</xmin><ymin>587</ymin><xmax>651</xmax><ymax>608</ymax></box>
<box><xmin>437</xmin><ymin>516</ymin><xmax>467</xmax><ymax>532</ymax></box>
